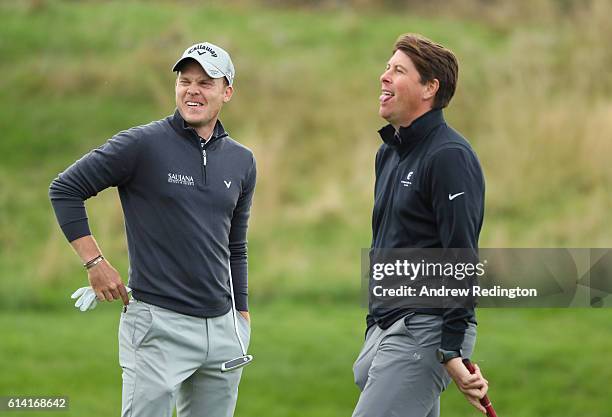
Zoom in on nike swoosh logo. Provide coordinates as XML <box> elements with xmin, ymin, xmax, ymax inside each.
<box><xmin>224</xmin><ymin>180</ymin><xmax>231</xmax><ymax>189</ymax></box>
<box><xmin>448</xmin><ymin>192</ymin><xmax>465</xmax><ymax>201</ymax></box>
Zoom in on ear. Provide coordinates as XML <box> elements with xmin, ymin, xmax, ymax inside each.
<box><xmin>423</xmin><ymin>79</ymin><xmax>439</xmax><ymax>101</ymax></box>
<box><xmin>223</xmin><ymin>85</ymin><xmax>234</xmax><ymax>103</ymax></box>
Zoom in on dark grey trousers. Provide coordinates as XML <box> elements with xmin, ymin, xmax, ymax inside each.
<box><xmin>352</xmin><ymin>314</ymin><xmax>477</xmax><ymax>417</ymax></box>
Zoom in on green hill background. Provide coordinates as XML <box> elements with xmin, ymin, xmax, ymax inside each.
<box><xmin>1</xmin><ymin>1</ymin><xmax>612</xmax><ymax>416</ymax></box>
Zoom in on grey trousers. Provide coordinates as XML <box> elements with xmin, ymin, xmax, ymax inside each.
<box><xmin>352</xmin><ymin>314</ymin><xmax>477</xmax><ymax>417</ymax></box>
<box><xmin>118</xmin><ymin>299</ymin><xmax>251</xmax><ymax>417</ymax></box>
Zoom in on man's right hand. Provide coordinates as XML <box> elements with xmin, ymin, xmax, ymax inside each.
<box><xmin>87</xmin><ymin>259</ymin><xmax>130</xmax><ymax>306</ymax></box>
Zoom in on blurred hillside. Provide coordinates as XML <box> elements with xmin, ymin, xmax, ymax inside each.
<box><xmin>1</xmin><ymin>0</ymin><xmax>611</xmax><ymax>310</ymax></box>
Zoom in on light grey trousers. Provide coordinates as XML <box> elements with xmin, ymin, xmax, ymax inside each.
<box><xmin>352</xmin><ymin>314</ymin><xmax>477</xmax><ymax>417</ymax></box>
<box><xmin>118</xmin><ymin>299</ymin><xmax>251</xmax><ymax>417</ymax></box>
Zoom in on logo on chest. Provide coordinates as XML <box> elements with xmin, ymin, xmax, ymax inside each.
<box><xmin>400</xmin><ymin>171</ymin><xmax>415</xmax><ymax>187</ymax></box>
<box><xmin>168</xmin><ymin>172</ymin><xmax>195</xmax><ymax>187</ymax></box>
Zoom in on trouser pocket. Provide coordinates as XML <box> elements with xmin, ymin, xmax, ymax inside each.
<box><xmin>353</xmin><ymin>323</ymin><xmax>382</xmax><ymax>390</ymax></box>
<box><xmin>119</xmin><ymin>301</ymin><xmax>154</xmax><ymax>368</ymax></box>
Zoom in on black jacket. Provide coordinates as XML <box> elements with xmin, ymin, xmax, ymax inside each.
<box><xmin>49</xmin><ymin>110</ymin><xmax>256</xmax><ymax>317</ymax></box>
<box><xmin>367</xmin><ymin>108</ymin><xmax>485</xmax><ymax>351</ymax></box>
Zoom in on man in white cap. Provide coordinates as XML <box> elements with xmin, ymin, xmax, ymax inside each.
<box><xmin>49</xmin><ymin>42</ymin><xmax>256</xmax><ymax>417</ymax></box>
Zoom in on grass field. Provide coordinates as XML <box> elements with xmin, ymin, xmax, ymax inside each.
<box><xmin>2</xmin><ymin>0</ymin><xmax>612</xmax><ymax>416</ymax></box>
<box><xmin>2</xmin><ymin>303</ymin><xmax>612</xmax><ymax>417</ymax></box>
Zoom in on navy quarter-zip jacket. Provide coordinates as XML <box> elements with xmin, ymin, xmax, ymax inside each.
<box><xmin>49</xmin><ymin>110</ymin><xmax>256</xmax><ymax>317</ymax></box>
<box><xmin>368</xmin><ymin>108</ymin><xmax>485</xmax><ymax>351</ymax></box>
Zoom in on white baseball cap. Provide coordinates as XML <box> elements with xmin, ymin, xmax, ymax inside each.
<box><xmin>172</xmin><ymin>42</ymin><xmax>235</xmax><ymax>86</ymax></box>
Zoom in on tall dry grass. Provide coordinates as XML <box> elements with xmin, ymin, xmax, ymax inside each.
<box><xmin>2</xmin><ymin>0</ymin><xmax>611</xmax><ymax>307</ymax></box>
<box><xmin>463</xmin><ymin>0</ymin><xmax>612</xmax><ymax>246</ymax></box>
<box><xmin>226</xmin><ymin>0</ymin><xmax>612</xmax><ymax>247</ymax></box>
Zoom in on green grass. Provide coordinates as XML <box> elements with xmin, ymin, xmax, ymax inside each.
<box><xmin>2</xmin><ymin>303</ymin><xmax>612</xmax><ymax>417</ymax></box>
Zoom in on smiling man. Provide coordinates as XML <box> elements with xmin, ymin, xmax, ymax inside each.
<box><xmin>352</xmin><ymin>34</ymin><xmax>487</xmax><ymax>417</ymax></box>
<box><xmin>49</xmin><ymin>42</ymin><xmax>256</xmax><ymax>417</ymax></box>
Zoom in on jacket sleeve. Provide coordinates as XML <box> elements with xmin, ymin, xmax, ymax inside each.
<box><xmin>48</xmin><ymin>129</ymin><xmax>142</xmax><ymax>242</ymax></box>
<box><xmin>228</xmin><ymin>155</ymin><xmax>257</xmax><ymax>311</ymax></box>
<box><xmin>427</xmin><ymin>146</ymin><xmax>485</xmax><ymax>351</ymax></box>
<box><xmin>370</xmin><ymin>146</ymin><xmax>384</xmax><ymax>246</ymax></box>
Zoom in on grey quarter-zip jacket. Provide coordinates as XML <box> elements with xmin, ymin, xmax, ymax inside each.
<box><xmin>49</xmin><ymin>110</ymin><xmax>256</xmax><ymax>317</ymax></box>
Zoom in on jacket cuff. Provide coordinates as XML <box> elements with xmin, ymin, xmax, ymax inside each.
<box><xmin>234</xmin><ymin>293</ymin><xmax>248</xmax><ymax>312</ymax></box>
<box><xmin>441</xmin><ymin>330</ymin><xmax>465</xmax><ymax>351</ymax></box>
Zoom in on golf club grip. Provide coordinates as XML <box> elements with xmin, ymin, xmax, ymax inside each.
<box><xmin>462</xmin><ymin>358</ymin><xmax>498</xmax><ymax>417</ymax></box>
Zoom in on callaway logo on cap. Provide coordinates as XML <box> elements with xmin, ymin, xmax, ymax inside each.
<box><xmin>172</xmin><ymin>42</ymin><xmax>235</xmax><ymax>86</ymax></box>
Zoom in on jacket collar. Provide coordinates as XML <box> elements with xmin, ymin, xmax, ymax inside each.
<box><xmin>170</xmin><ymin>109</ymin><xmax>228</xmax><ymax>141</ymax></box>
<box><xmin>378</xmin><ymin>108</ymin><xmax>445</xmax><ymax>151</ymax></box>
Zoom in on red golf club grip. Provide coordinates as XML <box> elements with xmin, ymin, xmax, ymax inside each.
<box><xmin>462</xmin><ymin>358</ymin><xmax>498</xmax><ymax>417</ymax></box>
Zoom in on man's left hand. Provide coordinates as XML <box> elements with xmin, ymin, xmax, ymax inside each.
<box><xmin>444</xmin><ymin>357</ymin><xmax>488</xmax><ymax>414</ymax></box>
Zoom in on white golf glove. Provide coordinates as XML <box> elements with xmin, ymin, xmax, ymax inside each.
<box><xmin>71</xmin><ymin>286</ymin><xmax>132</xmax><ymax>312</ymax></box>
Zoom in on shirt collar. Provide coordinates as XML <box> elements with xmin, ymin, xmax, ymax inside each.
<box><xmin>378</xmin><ymin>108</ymin><xmax>445</xmax><ymax>151</ymax></box>
<box><xmin>170</xmin><ymin>109</ymin><xmax>228</xmax><ymax>141</ymax></box>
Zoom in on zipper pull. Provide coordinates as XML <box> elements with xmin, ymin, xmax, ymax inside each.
<box><xmin>202</xmin><ymin>149</ymin><xmax>207</xmax><ymax>166</ymax></box>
